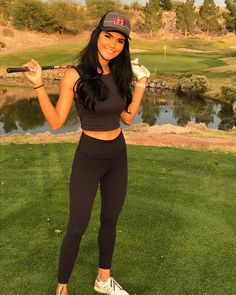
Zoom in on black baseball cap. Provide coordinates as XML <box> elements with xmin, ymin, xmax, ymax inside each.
<box><xmin>99</xmin><ymin>11</ymin><xmax>131</xmax><ymax>39</ymax></box>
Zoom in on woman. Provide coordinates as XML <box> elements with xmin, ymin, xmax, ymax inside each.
<box><xmin>23</xmin><ymin>11</ymin><xmax>150</xmax><ymax>295</ymax></box>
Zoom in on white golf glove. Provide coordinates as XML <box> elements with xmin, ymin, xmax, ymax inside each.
<box><xmin>131</xmin><ymin>58</ymin><xmax>150</xmax><ymax>80</ymax></box>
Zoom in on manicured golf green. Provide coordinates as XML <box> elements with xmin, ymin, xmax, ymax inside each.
<box><xmin>0</xmin><ymin>38</ymin><xmax>233</xmax><ymax>74</ymax></box>
<box><xmin>134</xmin><ymin>51</ymin><xmax>226</xmax><ymax>73</ymax></box>
<box><xmin>1</xmin><ymin>38</ymin><xmax>235</xmax><ymax>96</ymax></box>
<box><xmin>1</xmin><ymin>143</ymin><xmax>235</xmax><ymax>295</ymax></box>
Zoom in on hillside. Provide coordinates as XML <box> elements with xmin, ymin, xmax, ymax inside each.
<box><xmin>0</xmin><ymin>22</ymin><xmax>91</xmax><ymax>53</ymax></box>
<box><xmin>1</xmin><ymin>11</ymin><xmax>235</xmax><ymax>53</ymax></box>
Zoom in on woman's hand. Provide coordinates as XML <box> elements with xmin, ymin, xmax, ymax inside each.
<box><xmin>23</xmin><ymin>59</ymin><xmax>43</xmax><ymax>87</ymax></box>
<box><xmin>131</xmin><ymin>58</ymin><xmax>150</xmax><ymax>81</ymax></box>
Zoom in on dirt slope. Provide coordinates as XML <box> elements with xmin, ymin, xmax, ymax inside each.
<box><xmin>1</xmin><ymin>123</ymin><xmax>236</xmax><ymax>154</ymax></box>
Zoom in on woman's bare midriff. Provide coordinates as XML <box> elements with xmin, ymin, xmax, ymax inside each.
<box><xmin>82</xmin><ymin>127</ymin><xmax>122</xmax><ymax>140</ymax></box>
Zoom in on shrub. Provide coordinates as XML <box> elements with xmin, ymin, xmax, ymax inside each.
<box><xmin>12</xmin><ymin>0</ymin><xmax>55</xmax><ymax>33</ymax></box>
<box><xmin>221</xmin><ymin>86</ymin><xmax>236</xmax><ymax>104</ymax></box>
<box><xmin>177</xmin><ymin>75</ymin><xmax>209</xmax><ymax>97</ymax></box>
<box><xmin>0</xmin><ymin>41</ymin><xmax>6</xmax><ymax>48</ymax></box>
<box><xmin>12</xmin><ymin>0</ymin><xmax>84</xmax><ymax>34</ymax></box>
<box><xmin>132</xmin><ymin>17</ymin><xmax>145</xmax><ymax>32</ymax></box>
<box><xmin>0</xmin><ymin>19</ymin><xmax>8</xmax><ymax>26</ymax></box>
<box><xmin>48</xmin><ymin>0</ymin><xmax>84</xmax><ymax>35</ymax></box>
<box><xmin>0</xmin><ymin>0</ymin><xmax>12</xmax><ymax>20</ymax></box>
<box><xmin>86</xmin><ymin>0</ymin><xmax>117</xmax><ymax>19</ymax></box>
<box><xmin>3</xmin><ymin>28</ymin><xmax>14</xmax><ymax>37</ymax></box>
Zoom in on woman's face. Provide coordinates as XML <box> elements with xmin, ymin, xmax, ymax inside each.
<box><xmin>97</xmin><ymin>31</ymin><xmax>125</xmax><ymax>62</ymax></box>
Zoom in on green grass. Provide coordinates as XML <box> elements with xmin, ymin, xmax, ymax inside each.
<box><xmin>2</xmin><ymin>49</ymin><xmax>224</xmax><ymax>73</ymax></box>
<box><xmin>132</xmin><ymin>51</ymin><xmax>226</xmax><ymax>73</ymax></box>
<box><xmin>0</xmin><ymin>37</ymin><xmax>235</xmax><ymax>97</ymax></box>
<box><xmin>1</xmin><ymin>143</ymin><xmax>235</xmax><ymax>295</ymax></box>
<box><xmin>0</xmin><ymin>38</ymin><xmax>232</xmax><ymax>72</ymax></box>
<box><xmin>0</xmin><ymin>42</ymin><xmax>85</xmax><ymax>67</ymax></box>
<box><xmin>130</xmin><ymin>38</ymin><xmax>231</xmax><ymax>52</ymax></box>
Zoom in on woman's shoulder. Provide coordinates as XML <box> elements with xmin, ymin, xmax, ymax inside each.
<box><xmin>63</xmin><ymin>67</ymin><xmax>80</xmax><ymax>83</ymax></box>
<box><xmin>59</xmin><ymin>67</ymin><xmax>80</xmax><ymax>91</ymax></box>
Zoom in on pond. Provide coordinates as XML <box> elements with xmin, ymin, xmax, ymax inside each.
<box><xmin>0</xmin><ymin>85</ymin><xmax>235</xmax><ymax>135</ymax></box>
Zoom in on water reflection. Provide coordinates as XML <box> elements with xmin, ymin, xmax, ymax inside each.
<box><xmin>217</xmin><ymin>104</ymin><xmax>235</xmax><ymax>130</ymax></box>
<box><xmin>140</xmin><ymin>91</ymin><xmax>163</xmax><ymax>125</ymax></box>
<box><xmin>173</xmin><ymin>95</ymin><xmax>215</xmax><ymax>127</ymax></box>
<box><xmin>1</xmin><ymin>97</ymin><xmax>45</xmax><ymax>133</ymax></box>
<box><xmin>0</xmin><ymin>85</ymin><xmax>235</xmax><ymax>134</ymax></box>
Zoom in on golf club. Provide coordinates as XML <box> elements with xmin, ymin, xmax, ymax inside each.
<box><xmin>6</xmin><ymin>65</ymin><xmax>75</xmax><ymax>73</ymax></box>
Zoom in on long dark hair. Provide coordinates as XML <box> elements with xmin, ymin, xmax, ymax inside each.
<box><xmin>74</xmin><ymin>15</ymin><xmax>133</xmax><ymax>112</ymax></box>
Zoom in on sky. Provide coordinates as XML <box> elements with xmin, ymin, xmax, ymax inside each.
<box><xmin>78</xmin><ymin>0</ymin><xmax>225</xmax><ymax>7</ymax></box>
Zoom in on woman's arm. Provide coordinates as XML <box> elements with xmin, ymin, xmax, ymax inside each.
<box><xmin>23</xmin><ymin>59</ymin><xmax>79</xmax><ymax>130</ymax></box>
<box><xmin>120</xmin><ymin>77</ymin><xmax>147</xmax><ymax>125</ymax></box>
<box><xmin>120</xmin><ymin>58</ymin><xmax>150</xmax><ymax>125</ymax></box>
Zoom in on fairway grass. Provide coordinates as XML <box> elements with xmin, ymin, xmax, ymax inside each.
<box><xmin>1</xmin><ymin>143</ymin><xmax>235</xmax><ymax>295</ymax></box>
<box><xmin>0</xmin><ymin>42</ymin><xmax>85</xmax><ymax>68</ymax></box>
<box><xmin>0</xmin><ymin>38</ymin><xmax>235</xmax><ymax>98</ymax></box>
<box><xmin>0</xmin><ymin>39</ymin><xmax>231</xmax><ymax>72</ymax></box>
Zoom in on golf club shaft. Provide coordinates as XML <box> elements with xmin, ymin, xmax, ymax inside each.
<box><xmin>6</xmin><ymin>65</ymin><xmax>75</xmax><ymax>73</ymax></box>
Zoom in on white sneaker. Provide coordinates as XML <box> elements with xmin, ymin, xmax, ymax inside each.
<box><xmin>94</xmin><ymin>276</ymin><xmax>129</xmax><ymax>295</ymax></box>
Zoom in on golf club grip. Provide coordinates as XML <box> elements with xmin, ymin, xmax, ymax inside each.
<box><xmin>6</xmin><ymin>66</ymin><xmax>55</xmax><ymax>73</ymax></box>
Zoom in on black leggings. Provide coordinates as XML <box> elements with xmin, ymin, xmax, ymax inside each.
<box><xmin>58</xmin><ymin>131</ymin><xmax>128</xmax><ymax>284</ymax></box>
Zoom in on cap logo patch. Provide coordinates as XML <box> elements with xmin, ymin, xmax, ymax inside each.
<box><xmin>114</xmin><ymin>16</ymin><xmax>125</xmax><ymax>27</ymax></box>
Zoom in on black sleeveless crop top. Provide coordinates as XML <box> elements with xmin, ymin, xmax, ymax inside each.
<box><xmin>74</xmin><ymin>67</ymin><xmax>126</xmax><ymax>131</ymax></box>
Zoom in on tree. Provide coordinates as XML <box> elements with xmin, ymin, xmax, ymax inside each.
<box><xmin>0</xmin><ymin>0</ymin><xmax>8</xmax><ymax>19</ymax></box>
<box><xmin>143</xmin><ymin>0</ymin><xmax>162</xmax><ymax>37</ymax></box>
<box><xmin>159</xmin><ymin>0</ymin><xmax>172</xmax><ymax>10</ymax></box>
<box><xmin>12</xmin><ymin>0</ymin><xmax>55</xmax><ymax>32</ymax></box>
<box><xmin>171</xmin><ymin>0</ymin><xmax>184</xmax><ymax>10</ymax></box>
<box><xmin>12</xmin><ymin>0</ymin><xmax>83</xmax><ymax>34</ymax></box>
<box><xmin>198</xmin><ymin>0</ymin><xmax>221</xmax><ymax>35</ymax></box>
<box><xmin>129</xmin><ymin>0</ymin><xmax>143</xmax><ymax>11</ymax></box>
<box><xmin>224</xmin><ymin>0</ymin><xmax>236</xmax><ymax>33</ymax></box>
<box><xmin>176</xmin><ymin>0</ymin><xmax>197</xmax><ymax>36</ymax></box>
<box><xmin>0</xmin><ymin>0</ymin><xmax>15</xmax><ymax>19</ymax></box>
<box><xmin>48</xmin><ymin>0</ymin><xmax>84</xmax><ymax>34</ymax></box>
<box><xmin>86</xmin><ymin>0</ymin><xmax>118</xmax><ymax>19</ymax></box>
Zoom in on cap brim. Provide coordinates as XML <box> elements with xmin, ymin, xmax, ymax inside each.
<box><xmin>100</xmin><ymin>26</ymin><xmax>131</xmax><ymax>40</ymax></box>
